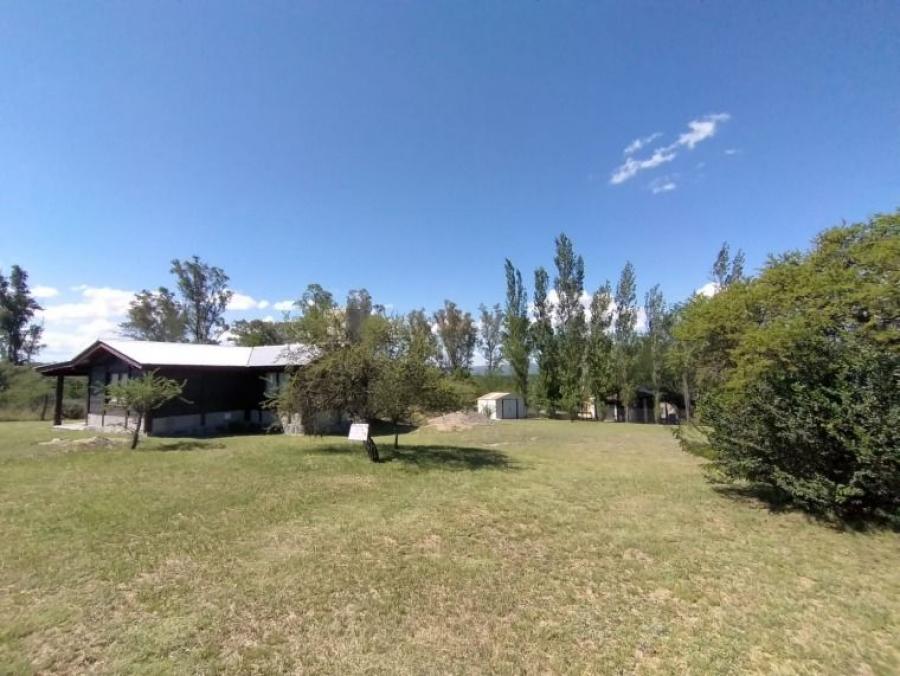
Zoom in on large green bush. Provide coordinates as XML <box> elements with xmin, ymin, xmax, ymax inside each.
<box><xmin>690</xmin><ymin>212</ymin><xmax>900</xmax><ymax>523</ymax></box>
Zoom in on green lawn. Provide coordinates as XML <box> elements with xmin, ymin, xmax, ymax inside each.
<box><xmin>0</xmin><ymin>420</ymin><xmax>897</xmax><ymax>674</ymax></box>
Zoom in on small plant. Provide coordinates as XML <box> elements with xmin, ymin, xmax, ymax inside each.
<box><xmin>106</xmin><ymin>371</ymin><xmax>186</xmax><ymax>449</ymax></box>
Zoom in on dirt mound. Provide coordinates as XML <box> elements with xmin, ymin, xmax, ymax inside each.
<box><xmin>38</xmin><ymin>436</ymin><xmax>128</xmax><ymax>450</ymax></box>
<box><xmin>426</xmin><ymin>411</ymin><xmax>494</xmax><ymax>432</ymax></box>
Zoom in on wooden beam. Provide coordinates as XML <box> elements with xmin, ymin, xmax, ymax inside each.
<box><xmin>53</xmin><ymin>375</ymin><xmax>64</xmax><ymax>426</ymax></box>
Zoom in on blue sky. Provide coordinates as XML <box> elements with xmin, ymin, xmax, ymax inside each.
<box><xmin>1</xmin><ymin>1</ymin><xmax>898</xmax><ymax>359</ymax></box>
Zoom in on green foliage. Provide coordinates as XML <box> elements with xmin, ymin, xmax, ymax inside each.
<box><xmin>644</xmin><ymin>284</ymin><xmax>670</xmax><ymax>423</ymax></box>
<box><xmin>531</xmin><ymin>266</ymin><xmax>559</xmax><ymax>416</ymax></box>
<box><xmin>0</xmin><ymin>265</ymin><xmax>44</xmax><ymax>364</ymax></box>
<box><xmin>230</xmin><ymin>319</ymin><xmax>290</xmax><ymax>346</ymax></box>
<box><xmin>121</xmin><ymin>287</ymin><xmax>188</xmax><ymax>342</ymax></box>
<box><xmin>0</xmin><ymin>362</ymin><xmax>54</xmax><ymax>420</ymax></box>
<box><xmin>170</xmin><ymin>256</ymin><xmax>233</xmax><ymax>344</ymax></box>
<box><xmin>501</xmin><ymin>259</ymin><xmax>530</xmax><ymax>404</ymax></box>
<box><xmin>613</xmin><ymin>262</ymin><xmax>638</xmax><ymax>418</ymax></box>
<box><xmin>553</xmin><ymin>234</ymin><xmax>587</xmax><ymax>420</ymax></box>
<box><xmin>434</xmin><ymin>300</ymin><xmax>477</xmax><ymax>377</ymax></box>
<box><xmin>586</xmin><ymin>282</ymin><xmax>614</xmax><ymax>419</ymax></box>
<box><xmin>694</xmin><ymin>212</ymin><xmax>900</xmax><ymax>523</ymax></box>
<box><xmin>477</xmin><ymin>303</ymin><xmax>504</xmax><ymax>373</ymax></box>
<box><xmin>106</xmin><ymin>371</ymin><xmax>185</xmax><ymax>448</ymax></box>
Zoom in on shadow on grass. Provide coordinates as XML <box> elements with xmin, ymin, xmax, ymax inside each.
<box><xmin>151</xmin><ymin>440</ymin><xmax>226</xmax><ymax>452</ymax></box>
<box><xmin>309</xmin><ymin>442</ymin><xmax>520</xmax><ymax>471</ymax></box>
<box><xmin>711</xmin><ymin>483</ymin><xmax>898</xmax><ymax>533</ymax></box>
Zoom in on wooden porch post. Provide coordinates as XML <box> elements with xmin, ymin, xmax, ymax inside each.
<box><xmin>53</xmin><ymin>375</ymin><xmax>64</xmax><ymax>426</ymax></box>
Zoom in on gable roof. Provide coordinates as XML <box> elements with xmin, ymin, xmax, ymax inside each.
<box><xmin>37</xmin><ymin>340</ymin><xmax>312</xmax><ymax>375</ymax></box>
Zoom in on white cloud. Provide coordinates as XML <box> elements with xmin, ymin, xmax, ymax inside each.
<box><xmin>32</xmin><ymin>285</ymin><xmax>60</xmax><ymax>298</ymax></box>
<box><xmin>724</xmin><ymin>148</ymin><xmax>740</xmax><ymax>156</ymax></box>
<box><xmin>227</xmin><ymin>292</ymin><xmax>269</xmax><ymax>311</ymax></box>
<box><xmin>610</xmin><ymin>147</ymin><xmax>677</xmax><ymax>185</ymax></box>
<box><xmin>677</xmin><ymin>113</ymin><xmax>730</xmax><ymax>149</ymax></box>
<box><xmin>624</xmin><ymin>132</ymin><xmax>662</xmax><ymax>156</ymax></box>
<box><xmin>41</xmin><ymin>286</ymin><xmax>134</xmax><ymax>321</ymax></box>
<box><xmin>649</xmin><ymin>176</ymin><xmax>677</xmax><ymax>194</ymax></box>
<box><xmin>261</xmin><ymin>315</ymin><xmax>275</xmax><ymax>323</ymax></box>
<box><xmin>696</xmin><ymin>281</ymin><xmax>718</xmax><ymax>297</ymax></box>
<box><xmin>273</xmin><ymin>300</ymin><xmax>295</xmax><ymax>312</ymax></box>
<box><xmin>610</xmin><ymin>112</ymin><xmax>730</xmax><ymax>185</ymax></box>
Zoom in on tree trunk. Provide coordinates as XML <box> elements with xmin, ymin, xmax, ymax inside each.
<box><xmin>40</xmin><ymin>393</ymin><xmax>49</xmax><ymax>421</ymax></box>
<box><xmin>393</xmin><ymin>420</ymin><xmax>399</xmax><ymax>449</ymax></box>
<box><xmin>681</xmin><ymin>371</ymin><xmax>691</xmax><ymax>423</ymax></box>
<box><xmin>131</xmin><ymin>412</ymin><xmax>142</xmax><ymax>449</ymax></box>
<box><xmin>365</xmin><ymin>436</ymin><xmax>380</xmax><ymax>463</ymax></box>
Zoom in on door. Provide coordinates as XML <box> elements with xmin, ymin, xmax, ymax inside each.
<box><xmin>502</xmin><ymin>398</ymin><xmax>517</xmax><ymax>419</ymax></box>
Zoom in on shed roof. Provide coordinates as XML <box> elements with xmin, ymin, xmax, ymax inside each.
<box><xmin>477</xmin><ymin>391</ymin><xmax>521</xmax><ymax>401</ymax></box>
<box><xmin>37</xmin><ymin>339</ymin><xmax>312</xmax><ymax>375</ymax></box>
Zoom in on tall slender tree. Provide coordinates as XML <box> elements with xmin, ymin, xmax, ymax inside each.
<box><xmin>586</xmin><ymin>282</ymin><xmax>614</xmax><ymax>420</ymax></box>
<box><xmin>477</xmin><ymin>303</ymin><xmax>504</xmax><ymax>373</ymax></box>
<box><xmin>532</xmin><ymin>266</ymin><xmax>559</xmax><ymax>416</ymax></box>
<box><xmin>0</xmin><ymin>265</ymin><xmax>44</xmax><ymax>364</ymax></box>
<box><xmin>644</xmin><ymin>284</ymin><xmax>669</xmax><ymax>424</ymax></box>
<box><xmin>553</xmin><ymin>234</ymin><xmax>587</xmax><ymax>420</ymax></box>
<box><xmin>170</xmin><ymin>256</ymin><xmax>233</xmax><ymax>344</ymax></box>
<box><xmin>613</xmin><ymin>262</ymin><xmax>638</xmax><ymax>421</ymax></box>
<box><xmin>501</xmin><ymin>259</ymin><xmax>530</xmax><ymax>405</ymax></box>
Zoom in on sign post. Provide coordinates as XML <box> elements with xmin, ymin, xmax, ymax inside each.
<box><xmin>348</xmin><ymin>422</ymin><xmax>379</xmax><ymax>462</ymax></box>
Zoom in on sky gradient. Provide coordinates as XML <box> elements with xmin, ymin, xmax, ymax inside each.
<box><xmin>1</xmin><ymin>1</ymin><xmax>898</xmax><ymax>360</ymax></box>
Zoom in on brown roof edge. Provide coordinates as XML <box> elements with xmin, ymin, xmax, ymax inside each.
<box><xmin>36</xmin><ymin>340</ymin><xmax>143</xmax><ymax>376</ymax></box>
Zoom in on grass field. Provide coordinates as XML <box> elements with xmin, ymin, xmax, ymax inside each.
<box><xmin>1</xmin><ymin>420</ymin><xmax>897</xmax><ymax>674</ymax></box>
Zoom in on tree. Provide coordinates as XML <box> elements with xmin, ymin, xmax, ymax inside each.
<box><xmin>229</xmin><ymin>319</ymin><xmax>289</xmax><ymax>346</ymax></box>
<box><xmin>711</xmin><ymin>242</ymin><xmax>746</xmax><ymax>291</ymax></box>
<box><xmin>170</xmin><ymin>256</ymin><xmax>233</xmax><ymax>344</ymax></box>
<box><xmin>282</xmin><ymin>287</ymin><xmax>457</xmax><ymax>462</ymax></box>
<box><xmin>121</xmin><ymin>287</ymin><xmax>188</xmax><ymax>342</ymax></box>
<box><xmin>433</xmin><ymin>300</ymin><xmax>477</xmax><ymax>376</ymax></box>
<box><xmin>644</xmin><ymin>284</ymin><xmax>669</xmax><ymax>423</ymax></box>
<box><xmin>0</xmin><ymin>265</ymin><xmax>44</xmax><ymax>365</ymax></box>
<box><xmin>531</xmin><ymin>266</ymin><xmax>559</xmax><ymax>416</ymax></box>
<box><xmin>477</xmin><ymin>303</ymin><xmax>504</xmax><ymax>373</ymax></box>
<box><xmin>613</xmin><ymin>262</ymin><xmax>637</xmax><ymax>421</ymax></box>
<box><xmin>553</xmin><ymin>234</ymin><xmax>588</xmax><ymax>420</ymax></box>
<box><xmin>106</xmin><ymin>371</ymin><xmax>185</xmax><ymax>449</ymax></box>
<box><xmin>586</xmin><ymin>282</ymin><xmax>614</xmax><ymax>420</ymax></box>
<box><xmin>501</xmin><ymin>259</ymin><xmax>530</xmax><ymax>406</ymax></box>
<box><xmin>693</xmin><ymin>211</ymin><xmax>900</xmax><ymax>522</ymax></box>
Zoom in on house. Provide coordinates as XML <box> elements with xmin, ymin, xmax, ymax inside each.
<box><xmin>477</xmin><ymin>392</ymin><xmax>527</xmax><ymax>420</ymax></box>
<box><xmin>37</xmin><ymin>340</ymin><xmax>314</xmax><ymax>435</ymax></box>
<box><xmin>581</xmin><ymin>388</ymin><xmax>681</xmax><ymax>423</ymax></box>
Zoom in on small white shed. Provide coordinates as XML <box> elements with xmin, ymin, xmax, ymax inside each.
<box><xmin>477</xmin><ymin>392</ymin><xmax>526</xmax><ymax>420</ymax></box>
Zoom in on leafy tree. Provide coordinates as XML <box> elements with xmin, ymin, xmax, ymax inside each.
<box><xmin>230</xmin><ymin>319</ymin><xmax>289</xmax><ymax>346</ymax></box>
<box><xmin>121</xmin><ymin>287</ymin><xmax>188</xmax><ymax>342</ymax></box>
<box><xmin>106</xmin><ymin>371</ymin><xmax>185</xmax><ymax>449</ymax></box>
<box><xmin>501</xmin><ymin>259</ymin><xmax>530</xmax><ymax>406</ymax></box>
<box><xmin>434</xmin><ymin>300</ymin><xmax>477</xmax><ymax>376</ymax></box>
<box><xmin>531</xmin><ymin>267</ymin><xmax>559</xmax><ymax>416</ymax></box>
<box><xmin>553</xmin><ymin>234</ymin><xmax>587</xmax><ymax>420</ymax></box>
<box><xmin>283</xmin><ymin>287</ymin><xmax>456</xmax><ymax>462</ymax></box>
<box><xmin>613</xmin><ymin>262</ymin><xmax>638</xmax><ymax>421</ymax></box>
<box><xmin>644</xmin><ymin>284</ymin><xmax>669</xmax><ymax>423</ymax></box>
<box><xmin>586</xmin><ymin>282</ymin><xmax>614</xmax><ymax>420</ymax></box>
<box><xmin>695</xmin><ymin>212</ymin><xmax>900</xmax><ymax>522</ymax></box>
<box><xmin>477</xmin><ymin>303</ymin><xmax>504</xmax><ymax>373</ymax></box>
<box><xmin>0</xmin><ymin>265</ymin><xmax>44</xmax><ymax>365</ymax></box>
<box><xmin>170</xmin><ymin>256</ymin><xmax>233</xmax><ymax>344</ymax></box>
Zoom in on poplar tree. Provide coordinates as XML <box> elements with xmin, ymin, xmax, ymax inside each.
<box><xmin>586</xmin><ymin>282</ymin><xmax>614</xmax><ymax>420</ymax></box>
<box><xmin>532</xmin><ymin>267</ymin><xmax>559</xmax><ymax>416</ymax></box>
<box><xmin>613</xmin><ymin>262</ymin><xmax>637</xmax><ymax>421</ymax></box>
<box><xmin>553</xmin><ymin>234</ymin><xmax>587</xmax><ymax>420</ymax></box>
<box><xmin>433</xmin><ymin>300</ymin><xmax>477</xmax><ymax>376</ymax></box>
<box><xmin>501</xmin><ymin>260</ymin><xmax>530</xmax><ymax>405</ymax></box>
<box><xmin>477</xmin><ymin>303</ymin><xmax>504</xmax><ymax>373</ymax></box>
<box><xmin>644</xmin><ymin>284</ymin><xmax>669</xmax><ymax>423</ymax></box>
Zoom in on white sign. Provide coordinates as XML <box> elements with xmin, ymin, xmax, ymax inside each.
<box><xmin>348</xmin><ymin>423</ymin><xmax>370</xmax><ymax>442</ymax></box>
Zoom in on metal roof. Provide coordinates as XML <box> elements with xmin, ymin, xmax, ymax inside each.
<box><xmin>477</xmin><ymin>392</ymin><xmax>522</xmax><ymax>401</ymax></box>
<box><xmin>37</xmin><ymin>339</ymin><xmax>312</xmax><ymax>374</ymax></box>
